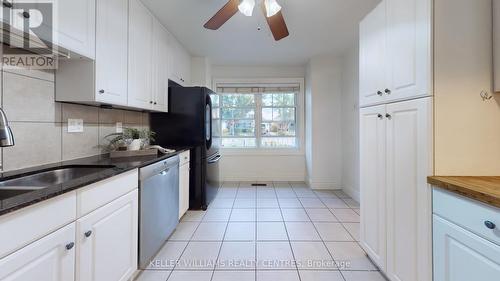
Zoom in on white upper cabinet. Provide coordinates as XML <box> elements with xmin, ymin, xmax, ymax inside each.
<box><xmin>95</xmin><ymin>0</ymin><xmax>128</xmax><ymax>105</ymax></box>
<box><xmin>128</xmin><ymin>0</ymin><xmax>153</xmax><ymax>110</ymax></box>
<box><xmin>152</xmin><ymin>18</ymin><xmax>169</xmax><ymax>112</ymax></box>
<box><xmin>359</xmin><ymin>0</ymin><xmax>431</xmax><ymax>107</ymax></box>
<box><xmin>359</xmin><ymin>2</ymin><xmax>387</xmax><ymax>107</ymax></box>
<box><xmin>494</xmin><ymin>0</ymin><xmax>500</xmax><ymax>93</ymax></box>
<box><xmin>168</xmin><ymin>33</ymin><xmax>191</xmax><ymax>86</ymax></box>
<box><xmin>0</xmin><ymin>223</ymin><xmax>76</xmax><ymax>281</ymax></box>
<box><xmin>359</xmin><ymin>104</ymin><xmax>387</xmax><ymax>271</ymax></box>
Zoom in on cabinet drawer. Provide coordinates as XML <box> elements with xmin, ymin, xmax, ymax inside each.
<box><xmin>77</xmin><ymin>169</ymin><xmax>138</xmax><ymax>217</ymax></box>
<box><xmin>0</xmin><ymin>191</ymin><xmax>77</xmax><ymax>258</ymax></box>
<box><xmin>179</xmin><ymin>151</ymin><xmax>190</xmax><ymax>166</ymax></box>
<box><xmin>433</xmin><ymin>188</ymin><xmax>500</xmax><ymax>246</ymax></box>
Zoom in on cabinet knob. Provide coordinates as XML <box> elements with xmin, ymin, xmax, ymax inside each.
<box><xmin>84</xmin><ymin>230</ymin><xmax>92</xmax><ymax>237</ymax></box>
<box><xmin>485</xmin><ymin>221</ymin><xmax>496</xmax><ymax>230</ymax></box>
<box><xmin>385</xmin><ymin>88</ymin><xmax>391</xmax><ymax>95</ymax></box>
<box><xmin>65</xmin><ymin>242</ymin><xmax>75</xmax><ymax>250</ymax></box>
<box><xmin>3</xmin><ymin>1</ymin><xmax>13</xmax><ymax>8</ymax></box>
<box><xmin>377</xmin><ymin>91</ymin><xmax>383</xmax><ymax>96</ymax></box>
<box><xmin>377</xmin><ymin>114</ymin><xmax>384</xmax><ymax>119</ymax></box>
<box><xmin>150</xmin><ymin>101</ymin><xmax>153</xmax><ymax>104</ymax></box>
<box><xmin>22</xmin><ymin>11</ymin><xmax>30</xmax><ymax>19</ymax></box>
<box><xmin>385</xmin><ymin>113</ymin><xmax>392</xmax><ymax>120</ymax></box>
<box><xmin>154</xmin><ymin>102</ymin><xmax>157</xmax><ymax>105</ymax></box>
<box><xmin>99</xmin><ymin>89</ymin><xmax>105</xmax><ymax>94</ymax></box>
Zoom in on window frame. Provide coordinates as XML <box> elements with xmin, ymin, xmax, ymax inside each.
<box><xmin>212</xmin><ymin>78</ymin><xmax>305</xmax><ymax>156</ymax></box>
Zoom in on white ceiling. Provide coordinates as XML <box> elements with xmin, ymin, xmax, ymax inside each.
<box><xmin>141</xmin><ymin>0</ymin><xmax>380</xmax><ymax>66</ymax></box>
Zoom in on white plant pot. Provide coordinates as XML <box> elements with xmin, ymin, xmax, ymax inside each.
<box><xmin>128</xmin><ymin>139</ymin><xmax>142</xmax><ymax>151</ymax></box>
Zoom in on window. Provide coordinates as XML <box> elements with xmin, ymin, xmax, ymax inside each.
<box><xmin>212</xmin><ymin>83</ymin><xmax>301</xmax><ymax>150</ymax></box>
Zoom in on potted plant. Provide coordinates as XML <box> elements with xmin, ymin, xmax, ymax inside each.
<box><xmin>105</xmin><ymin>128</ymin><xmax>156</xmax><ymax>151</ymax></box>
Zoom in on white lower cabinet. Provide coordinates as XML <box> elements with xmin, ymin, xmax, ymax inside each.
<box><xmin>179</xmin><ymin>151</ymin><xmax>190</xmax><ymax>219</ymax></box>
<box><xmin>0</xmin><ymin>223</ymin><xmax>76</xmax><ymax>281</ymax></box>
<box><xmin>360</xmin><ymin>97</ymin><xmax>432</xmax><ymax>281</ymax></box>
<box><xmin>76</xmin><ymin>190</ymin><xmax>138</xmax><ymax>281</ymax></box>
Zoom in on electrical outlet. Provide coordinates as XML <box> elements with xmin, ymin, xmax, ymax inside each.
<box><xmin>116</xmin><ymin>122</ymin><xmax>123</xmax><ymax>133</ymax></box>
<box><xmin>68</xmin><ymin>119</ymin><xmax>84</xmax><ymax>133</ymax></box>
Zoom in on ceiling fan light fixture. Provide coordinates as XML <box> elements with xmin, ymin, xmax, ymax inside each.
<box><xmin>238</xmin><ymin>0</ymin><xmax>255</xmax><ymax>17</ymax></box>
<box><xmin>264</xmin><ymin>0</ymin><xmax>282</xmax><ymax>17</ymax></box>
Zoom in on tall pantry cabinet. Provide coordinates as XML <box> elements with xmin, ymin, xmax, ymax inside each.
<box><xmin>359</xmin><ymin>0</ymin><xmax>433</xmax><ymax>280</ymax></box>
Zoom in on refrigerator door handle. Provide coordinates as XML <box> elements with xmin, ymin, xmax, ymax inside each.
<box><xmin>208</xmin><ymin>155</ymin><xmax>221</xmax><ymax>164</ymax></box>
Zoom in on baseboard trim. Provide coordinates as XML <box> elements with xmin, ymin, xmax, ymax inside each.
<box><xmin>343</xmin><ymin>186</ymin><xmax>360</xmax><ymax>202</ymax></box>
<box><xmin>307</xmin><ymin>181</ymin><xmax>342</xmax><ymax>190</ymax></box>
<box><xmin>222</xmin><ymin>175</ymin><xmax>306</xmax><ymax>182</ymax></box>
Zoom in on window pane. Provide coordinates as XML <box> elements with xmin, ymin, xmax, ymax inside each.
<box><xmin>210</xmin><ymin>94</ymin><xmax>220</xmax><ymax>107</ymax></box>
<box><xmin>262</xmin><ymin>94</ymin><xmax>273</xmax><ymax>106</ymax></box>
<box><xmin>272</xmin><ymin>108</ymin><xmax>295</xmax><ymax>121</ymax></box>
<box><xmin>222</xmin><ymin>138</ymin><xmax>256</xmax><ymax>148</ymax></box>
<box><xmin>273</xmin><ymin>93</ymin><xmax>295</xmax><ymax>106</ymax></box>
<box><xmin>222</xmin><ymin>94</ymin><xmax>255</xmax><ymax>107</ymax></box>
<box><xmin>222</xmin><ymin>120</ymin><xmax>255</xmax><ymax>137</ymax></box>
<box><xmin>261</xmin><ymin>137</ymin><xmax>296</xmax><ymax>148</ymax></box>
<box><xmin>221</xmin><ymin>108</ymin><xmax>255</xmax><ymax>119</ymax></box>
<box><xmin>212</xmin><ymin>108</ymin><xmax>220</xmax><ymax>119</ymax></box>
<box><xmin>262</xmin><ymin>108</ymin><xmax>273</xmax><ymax>121</ymax></box>
<box><xmin>261</xmin><ymin>122</ymin><xmax>296</xmax><ymax>137</ymax></box>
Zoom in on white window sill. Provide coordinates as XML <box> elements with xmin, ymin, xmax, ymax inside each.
<box><xmin>220</xmin><ymin>148</ymin><xmax>305</xmax><ymax>156</ymax></box>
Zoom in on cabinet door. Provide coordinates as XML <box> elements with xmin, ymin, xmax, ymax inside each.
<box><xmin>128</xmin><ymin>0</ymin><xmax>153</xmax><ymax>110</ymax></box>
<box><xmin>359</xmin><ymin>1</ymin><xmax>387</xmax><ymax>107</ymax></box>
<box><xmin>385</xmin><ymin>0</ymin><xmax>431</xmax><ymax>102</ymax></box>
<box><xmin>77</xmin><ymin>190</ymin><xmax>138</xmax><ymax>281</ymax></box>
<box><xmin>95</xmin><ymin>0</ymin><xmax>128</xmax><ymax>106</ymax></box>
<box><xmin>385</xmin><ymin>98</ymin><xmax>432</xmax><ymax>281</ymax></box>
<box><xmin>152</xmin><ymin>19</ymin><xmax>169</xmax><ymax>112</ymax></box>
<box><xmin>0</xmin><ymin>223</ymin><xmax>76</xmax><ymax>281</ymax></box>
<box><xmin>57</xmin><ymin>0</ymin><xmax>96</xmax><ymax>59</ymax></box>
<box><xmin>434</xmin><ymin>215</ymin><xmax>500</xmax><ymax>281</ymax></box>
<box><xmin>359</xmin><ymin>104</ymin><xmax>387</xmax><ymax>270</ymax></box>
<box><xmin>179</xmin><ymin>163</ymin><xmax>190</xmax><ymax>219</ymax></box>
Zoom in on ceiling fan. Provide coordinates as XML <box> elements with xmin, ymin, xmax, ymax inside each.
<box><xmin>204</xmin><ymin>0</ymin><xmax>289</xmax><ymax>41</ymax></box>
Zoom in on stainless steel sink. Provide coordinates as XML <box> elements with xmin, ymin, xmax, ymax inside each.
<box><xmin>0</xmin><ymin>165</ymin><xmax>116</xmax><ymax>197</ymax></box>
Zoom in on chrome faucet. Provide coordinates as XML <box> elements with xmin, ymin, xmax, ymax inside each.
<box><xmin>0</xmin><ymin>108</ymin><xmax>14</xmax><ymax>147</ymax></box>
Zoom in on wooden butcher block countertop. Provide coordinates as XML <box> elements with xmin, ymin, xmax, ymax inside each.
<box><xmin>428</xmin><ymin>176</ymin><xmax>500</xmax><ymax>208</ymax></box>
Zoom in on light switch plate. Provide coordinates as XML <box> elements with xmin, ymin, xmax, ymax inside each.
<box><xmin>116</xmin><ymin>122</ymin><xmax>123</xmax><ymax>133</ymax></box>
<box><xmin>68</xmin><ymin>119</ymin><xmax>84</xmax><ymax>133</ymax></box>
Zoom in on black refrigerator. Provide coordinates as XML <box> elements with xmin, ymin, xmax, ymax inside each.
<box><xmin>150</xmin><ymin>85</ymin><xmax>220</xmax><ymax>210</ymax></box>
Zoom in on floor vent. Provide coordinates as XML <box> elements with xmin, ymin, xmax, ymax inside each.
<box><xmin>251</xmin><ymin>183</ymin><xmax>268</xmax><ymax>187</ymax></box>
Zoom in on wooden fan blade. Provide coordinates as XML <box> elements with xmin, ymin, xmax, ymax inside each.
<box><xmin>204</xmin><ymin>0</ymin><xmax>240</xmax><ymax>30</ymax></box>
<box><xmin>262</xmin><ymin>5</ymin><xmax>289</xmax><ymax>41</ymax></box>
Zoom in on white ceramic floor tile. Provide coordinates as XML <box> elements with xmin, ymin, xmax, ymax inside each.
<box><xmin>343</xmin><ymin>198</ymin><xmax>360</xmax><ymax>208</ymax></box>
<box><xmin>299</xmin><ymin>198</ymin><xmax>326</xmax><ymax>208</ymax></box>
<box><xmin>306</xmin><ymin>209</ymin><xmax>338</xmax><ymax>222</ymax></box>
<box><xmin>256</xmin><ymin>209</ymin><xmax>283</xmax><ymax>222</ymax></box>
<box><xmin>343</xmin><ymin>223</ymin><xmax>360</xmax><ymax>241</ymax></box>
<box><xmin>181</xmin><ymin>211</ymin><xmax>206</xmax><ymax>222</ymax></box>
<box><xmin>167</xmin><ymin>270</ymin><xmax>213</xmax><ymax>281</ymax></box>
<box><xmin>176</xmin><ymin>242</ymin><xmax>221</xmax><ymax>270</ymax></box>
<box><xmin>326</xmin><ymin>242</ymin><xmax>377</xmax><ymax>271</ymax></box>
<box><xmin>256</xmin><ymin>188</ymin><xmax>277</xmax><ymax>198</ymax></box>
<box><xmin>212</xmin><ymin>271</ymin><xmax>256</xmax><ymax>281</ymax></box>
<box><xmin>135</xmin><ymin>270</ymin><xmax>171</xmax><ymax>281</ymax></box>
<box><xmin>169</xmin><ymin>222</ymin><xmax>199</xmax><ymax>241</ymax></box>
<box><xmin>278</xmin><ymin>198</ymin><xmax>302</xmax><ymax>208</ymax></box>
<box><xmin>191</xmin><ymin>222</ymin><xmax>227</xmax><ymax>241</ymax></box>
<box><xmin>257</xmin><ymin>271</ymin><xmax>300</xmax><ymax>281</ymax></box>
<box><xmin>341</xmin><ymin>271</ymin><xmax>387</xmax><ymax>281</ymax></box>
<box><xmin>210</xmin><ymin>198</ymin><xmax>235</xmax><ymax>209</ymax></box>
<box><xmin>281</xmin><ymin>209</ymin><xmax>310</xmax><ymax>222</ymax></box>
<box><xmin>353</xmin><ymin>208</ymin><xmax>360</xmax><ymax>215</ymax></box>
<box><xmin>333</xmin><ymin>190</ymin><xmax>350</xmax><ymax>199</ymax></box>
<box><xmin>314</xmin><ymin>223</ymin><xmax>354</xmax><ymax>242</ymax></box>
<box><xmin>203</xmin><ymin>208</ymin><xmax>232</xmax><ymax>222</ymax></box>
<box><xmin>217</xmin><ymin>242</ymin><xmax>256</xmax><ymax>270</ymax></box>
<box><xmin>294</xmin><ymin>188</ymin><xmax>318</xmax><ymax>198</ymax></box>
<box><xmin>256</xmin><ymin>198</ymin><xmax>279</xmax><ymax>208</ymax></box>
<box><xmin>285</xmin><ymin>222</ymin><xmax>321</xmax><ymax>241</ymax></box>
<box><xmin>299</xmin><ymin>270</ymin><xmax>344</xmax><ymax>281</ymax></box>
<box><xmin>230</xmin><ymin>209</ymin><xmax>256</xmax><ymax>221</ymax></box>
<box><xmin>217</xmin><ymin>188</ymin><xmax>238</xmax><ymax>198</ymax></box>
<box><xmin>321</xmin><ymin>198</ymin><xmax>349</xmax><ymax>208</ymax></box>
<box><xmin>234</xmin><ymin>198</ymin><xmax>257</xmax><ymax>208</ymax></box>
<box><xmin>313</xmin><ymin>190</ymin><xmax>340</xmax><ymax>199</ymax></box>
<box><xmin>224</xmin><ymin>222</ymin><xmax>256</xmax><ymax>241</ymax></box>
<box><xmin>146</xmin><ymin>241</ymin><xmax>188</xmax><ymax>270</ymax></box>
<box><xmin>273</xmin><ymin>182</ymin><xmax>291</xmax><ymax>188</ymax></box>
<box><xmin>290</xmin><ymin>242</ymin><xmax>336</xmax><ymax>270</ymax></box>
<box><xmin>256</xmin><ymin>242</ymin><xmax>296</xmax><ymax>269</ymax></box>
<box><xmin>239</xmin><ymin>183</ymin><xmax>258</xmax><ymax>189</ymax></box>
<box><xmin>290</xmin><ymin>182</ymin><xmax>309</xmax><ymax>188</ymax></box>
<box><xmin>257</xmin><ymin>222</ymin><xmax>288</xmax><ymax>241</ymax></box>
<box><xmin>330</xmin><ymin>209</ymin><xmax>360</xmax><ymax>222</ymax></box>
<box><xmin>275</xmin><ymin>189</ymin><xmax>298</xmax><ymax>198</ymax></box>
<box><xmin>221</xmin><ymin>182</ymin><xmax>240</xmax><ymax>188</ymax></box>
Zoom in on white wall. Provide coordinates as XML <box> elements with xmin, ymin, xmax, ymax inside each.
<box><xmin>305</xmin><ymin>55</ymin><xmax>343</xmax><ymax>189</ymax></box>
<box><xmin>212</xmin><ymin>65</ymin><xmax>307</xmax><ymax>182</ymax></box>
<box><xmin>340</xmin><ymin>44</ymin><xmax>360</xmax><ymax>201</ymax></box>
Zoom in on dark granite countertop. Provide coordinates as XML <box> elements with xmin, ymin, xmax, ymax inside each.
<box><xmin>0</xmin><ymin>147</ymin><xmax>191</xmax><ymax>216</ymax></box>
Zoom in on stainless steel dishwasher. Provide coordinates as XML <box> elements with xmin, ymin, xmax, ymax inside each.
<box><xmin>138</xmin><ymin>156</ymin><xmax>179</xmax><ymax>269</ymax></box>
